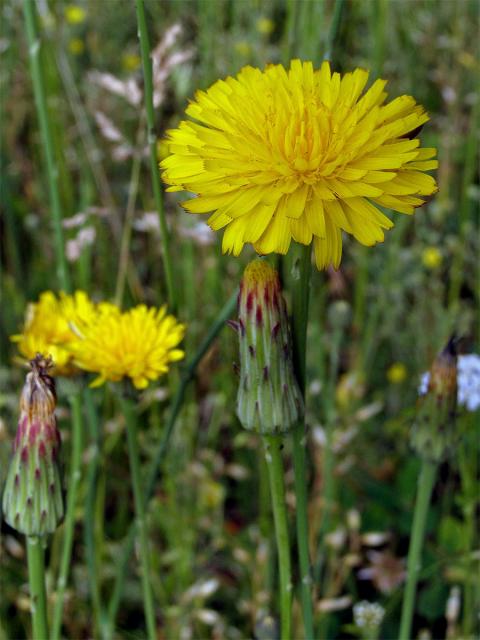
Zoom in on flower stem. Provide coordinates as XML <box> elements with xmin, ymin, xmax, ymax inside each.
<box><xmin>399</xmin><ymin>458</ymin><xmax>438</xmax><ymax>640</ymax></box>
<box><xmin>289</xmin><ymin>244</ymin><xmax>315</xmax><ymax>639</ymax></box>
<box><xmin>27</xmin><ymin>536</ymin><xmax>49</xmax><ymax>640</ymax></box>
<box><xmin>52</xmin><ymin>391</ymin><xmax>84</xmax><ymax>640</ymax></box>
<box><xmin>22</xmin><ymin>0</ymin><xmax>70</xmax><ymax>293</ymax></box>
<box><xmin>84</xmin><ymin>388</ymin><xmax>108</xmax><ymax>639</ymax></box>
<box><xmin>119</xmin><ymin>395</ymin><xmax>157</xmax><ymax>640</ymax></box>
<box><xmin>105</xmin><ymin>290</ymin><xmax>237</xmax><ymax>635</ymax></box>
<box><xmin>263</xmin><ymin>435</ymin><xmax>292</xmax><ymax>640</ymax></box>
<box><xmin>134</xmin><ymin>0</ymin><xmax>177</xmax><ymax>313</ymax></box>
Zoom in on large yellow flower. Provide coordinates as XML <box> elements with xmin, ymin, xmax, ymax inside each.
<box><xmin>11</xmin><ymin>291</ymin><xmax>102</xmax><ymax>375</ymax></box>
<box><xmin>69</xmin><ymin>305</ymin><xmax>185</xmax><ymax>389</ymax></box>
<box><xmin>161</xmin><ymin>60</ymin><xmax>437</xmax><ymax>269</ymax></box>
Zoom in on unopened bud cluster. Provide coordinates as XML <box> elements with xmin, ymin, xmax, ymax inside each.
<box><xmin>2</xmin><ymin>355</ymin><xmax>63</xmax><ymax>535</ymax></box>
<box><xmin>411</xmin><ymin>339</ymin><xmax>458</xmax><ymax>462</ymax></box>
<box><xmin>232</xmin><ymin>259</ymin><xmax>303</xmax><ymax>435</ymax></box>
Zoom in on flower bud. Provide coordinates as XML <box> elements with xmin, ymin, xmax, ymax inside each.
<box><xmin>411</xmin><ymin>339</ymin><xmax>458</xmax><ymax>462</ymax></box>
<box><xmin>2</xmin><ymin>355</ymin><xmax>63</xmax><ymax>535</ymax></box>
<box><xmin>233</xmin><ymin>259</ymin><xmax>303</xmax><ymax>435</ymax></box>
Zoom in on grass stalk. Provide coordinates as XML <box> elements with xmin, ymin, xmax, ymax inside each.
<box><xmin>83</xmin><ymin>387</ymin><xmax>107</xmax><ymax>639</ymax></box>
<box><xmin>289</xmin><ymin>244</ymin><xmax>315</xmax><ymax>639</ymax></box>
<box><xmin>27</xmin><ymin>536</ymin><xmax>49</xmax><ymax>640</ymax></box>
<box><xmin>22</xmin><ymin>0</ymin><xmax>70</xmax><ymax>293</ymax></box>
<box><xmin>119</xmin><ymin>394</ymin><xmax>157</xmax><ymax>640</ymax></box>
<box><xmin>105</xmin><ymin>291</ymin><xmax>238</xmax><ymax>634</ymax></box>
<box><xmin>324</xmin><ymin>0</ymin><xmax>345</xmax><ymax>62</ymax></box>
<box><xmin>263</xmin><ymin>435</ymin><xmax>292</xmax><ymax>640</ymax></box>
<box><xmin>135</xmin><ymin>0</ymin><xmax>177</xmax><ymax>312</ymax></box>
<box><xmin>399</xmin><ymin>458</ymin><xmax>438</xmax><ymax>640</ymax></box>
<box><xmin>51</xmin><ymin>391</ymin><xmax>84</xmax><ymax>640</ymax></box>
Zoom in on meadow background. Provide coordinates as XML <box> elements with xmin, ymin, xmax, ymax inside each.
<box><xmin>0</xmin><ymin>0</ymin><xmax>478</xmax><ymax>638</ymax></box>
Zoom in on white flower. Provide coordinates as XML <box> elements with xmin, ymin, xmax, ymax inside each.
<box><xmin>418</xmin><ymin>353</ymin><xmax>480</xmax><ymax>412</ymax></box>
<box><xmin>353</xmin><ymin>600</ymin><xmax>385</xmax><ymax>630</ymax></box>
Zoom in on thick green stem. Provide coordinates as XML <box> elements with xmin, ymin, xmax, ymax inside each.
<box><xmin>27</xmin><ymin>536</ymin><xmax>49</xmax><ymax>640</ymax></box>
<box><xmin>290</xmin><ymin>244</ymin><xmax>315</xmax><ymax>639</ymax></box>
<box><xmin>263</xmin><ymin>435</ymin><xmax>292</xmax><ymax>640</ymax></box>
<box><xmin>135</xmin><ymin>0</ymin><xmax>177</xmax><ymax>312</ymax></box>
<box><xmin>51</xmin><ymin>391</ymin><xmax>83</xmax><ymax>640</ymax></box>
<box><xmin>399</xmin><ymin>458</ymin><xmax>438</xmax><ymax>640</ymax></box>
<box><xmin>22</xmin><ymin>0</ymin><xmax>70</xmax><ymax>292</ymax></box>
<box><xmin>120</xmin><ymin>395</ymin><xmax>157</xmax><ymax>640</ymax></box>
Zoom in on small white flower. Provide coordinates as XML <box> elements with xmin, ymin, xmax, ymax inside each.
<box><xmin>353</xmin><ymin>600</ymin><xmax>385</xmax><ymax>630</ymax></box>
<box><xmin>418</xmin><ymin>354</ymin><xmax>480</xmax><ymax>412</ymax></box>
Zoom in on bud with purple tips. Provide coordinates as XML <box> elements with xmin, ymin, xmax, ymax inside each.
<box><xmin>3</xmin><ymin>355</ymin><xmax>64</xmax><ymax>535</ymax></box>
<box><xmin>233</xmin><ymin>259</ymin><xmax>304</xmax><ymax>435</ymax></box>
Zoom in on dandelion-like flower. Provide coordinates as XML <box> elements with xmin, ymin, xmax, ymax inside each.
<box><xmin>69</xmin><ymin>305</ymin><xmax>185</xmax><ymax>389</ymax></box>
<box><xmin>10</xmin><ymin>291</ymin><xmax>103</xmax><ymax>375</ymax></box>
<box><xmin>161</xmin><ymin>60</ymin><xmax>437</xmax><ymax>269</ymax></box>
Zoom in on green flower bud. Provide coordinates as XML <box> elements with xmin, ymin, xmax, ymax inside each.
<box><xmin>411</xmin><ymin>339</ymin><xmax>458</xmax><ymax>462</ymax></box>
<box><xmin>233</xmin><ymin>259</ymin><xmax>303</xmax><ymax>435</ymax></box>
<box><xmin>2</xmin><ymin>355</ymin><xmax>64</xmax><ymax>535</ymax></box>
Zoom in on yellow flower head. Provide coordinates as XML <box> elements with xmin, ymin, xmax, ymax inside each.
<box><xmin>422</xmin><ymin>246</ymin><xmax>442</xmax><ymax>269</ymax></box>
<box><xmin>68</xmin><ymin>37</ymin><xmax>85</xmax><ymax>55</ymax></box>
<box><xmin>161</xmin><ymin>60</ymin><xmax>437</xmax><ymax>270</ymax></box>
<box><xmin>11</xmin><ymin>291</ymin><xmax>100</xmax><ymax>375</ymax></box>
<box><xmin>256</xmin><ymin>17</ymin><xmax>275</xmax><ymax>36</ymax></box>
<box><xmin>234</xmin><ymin>41</ymin><xmax>251</xmax><ymax>57</ymax></box>
<box><xmin>69</xmin><ymin>305</ymin><xmax>185</xmax><ymax>389</ymax></box>
<box><xmin>122</xmin><ymin>52</ymin><xmax>141</xmax><ymax>72</ymax></box>
<box><xmin>65</xmin><ymin>5</ymin><xmax>87</xmax><ymax>25</ymax></box>
<box><xmin>387</xmin><ymin>362</ymin><xmax>407</xmax><ymax>384</ymax></box>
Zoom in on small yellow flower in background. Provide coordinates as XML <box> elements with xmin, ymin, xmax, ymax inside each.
<box><xmin>422</xmin><ymin>246</ymin><xmax>442</xmax><ymax>269</ymax></box>
<box><xmin>11</xmin><ymin>291</ymin><xmax>100</xmax><ymax>375</ymax></box>
<box><xmin>122</xmin><ymin>52</ymin><xmax>141</xmax><ymax>72</ymax></box>
<box><xmin>68</xmin><ymin>37</ymin><xmax>85</xmax><ymax>55</ymax></box>
<box><xmin>234</xmin><ymin>41</ymin><xmax>251</xmax><ymax>57</ymax></box>
<box><xmin>162</xmin><ymin>60</ymin><xmax>437</xmax><ymax>270</ymax></box>
<box><xmin>387</xmin><ymin>363</ymin><xmax>407</xmax><ymax>384</ymax></box>
<box><xmin>256</xmin><ymin>17</ymin><xmax>275</xmax><ymax>36</ymax></box>
<box><xmin>65</xmin><ymin>4</ymin><xmax>87</xmax><ymax>25</ymax></box>
<box><xmin>69</xmin><ymin>305</ymin><xmax>185</xmax><ymax>389</ymax></box>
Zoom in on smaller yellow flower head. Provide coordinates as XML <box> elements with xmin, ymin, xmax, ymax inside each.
<box><xmin>422</xmin><ymin>246</ymin><xmax>442</xmax><ymax>269</ymax></box>
<box><xmin>70</xmin><ymin>305</ymin><xmax>185</xmax><ymax>389</ymax></box>
<box><xmin>122</xmin><ymin>52</ymin><xmax>141</xmax><ymax>72</ymax></box>
<box><xmin>11</xmin><ymin>291</ymin><xmax>100</xmax><ymax>375</ymax></box>
<box><xmin>387</xmin><ymin>362</ymin><xmax>407</xmax><ymax>384</ymax></box>
<box><xmin>68</xmin><ymin>38</ymin><xmax>85</xmax><ymax>55</ymax></box>
<box><xmin>65</xmin><ymin>5</ymin><xmax>87</xmax><ymax>25</ymax></box>
<box><xmin>234</xmin><ymin>41</ymin><xmax>251</xmax><ymax>57</ymax></box>
<box><xmin>256</xmin><ymin>17</ymin><xmax>275</xmax><ymax>35</ymax></box>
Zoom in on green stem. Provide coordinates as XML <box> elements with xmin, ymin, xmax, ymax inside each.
<box><xmin>135</xmin><ymin>0</ymin><xmax>177</xmax><ymax>313</ymax></box>
<box><xmin>22</xmin><ymin>0</ymin><xmax>70</xmax><ymax>292</ymax></box>
<box><xmin>290</xmin><ymin>244</ymin><xmax>315</xmax><ymax>639</ymax></box>
<box><xmin>324</xmin><ymin>0</ymin><xmax>345</xmax><ymax>62</ymax></box>
<box><xmin>399</xmin><ymin>458</ymin><xmax>438</xmax><ymax>640</ymax></box>
<box><xmin>120</xmin><ymin>395</ymin><xmax>157</xmax><ymax>640</ymax></box>
<box><xmin>83</xmin><ymin>388</ymin><xmax>107</xmax><ymax>639</ymax></box>
<box><xmin>105</xmin><ymin>290</ymin><xmax>238</xmax><ymax>635</ymax></box>
<box><xmin>27</xmin><ymin>536</ymin><xmax>49</xmax><ymax>640</ymax></box>
<box><xmin>114</xmin><ymin>141</ymin><xmax>143</xmax><ymax>307</ymax></box>
<box><xmin>51</xmin><ymin>391</ymin><xmax>83</xmax><ymax>640</ymax></box>
<box><xmin>263</xmin><ymin>435</ymin><xmax>292</xmax><ymax>640</ymax></box>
